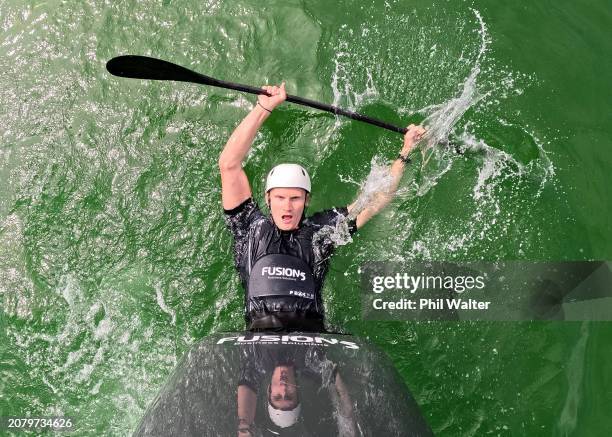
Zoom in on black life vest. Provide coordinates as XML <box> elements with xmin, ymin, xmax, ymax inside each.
<box><xmin>246</xmin><ymin>253</ymin><xmax>323</xmax><ymax>331</ymax></box>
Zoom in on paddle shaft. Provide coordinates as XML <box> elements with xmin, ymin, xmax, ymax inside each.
<box><xmin>106</xmin><ymin>55</ymin><xmax>408</xmax><ymax>135</ymax></box>
<box><xmin>211</xmin><ymin>78</ymin><xmax>407</xmax><ymax>134</ymax></box>
<box><xmin>209</xmin><ymin>79</ymin><xmax>407</xmax><ymax>135</ymax></box>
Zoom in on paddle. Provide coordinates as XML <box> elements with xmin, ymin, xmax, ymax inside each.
<box><xmin>106</xmin><ymin>55</ymin><xmax>409</xmax><ymax>135</ymax></box>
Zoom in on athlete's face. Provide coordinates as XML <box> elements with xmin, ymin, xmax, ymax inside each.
<box><xmin>269</xmin><ymin>365</ymin><xmax>299</xmax><ymax>410</ymax></box>
<box><xmin>267</xmin><ymin>188</ymin><xmax>308</xmax><ymax>231</ymax></box>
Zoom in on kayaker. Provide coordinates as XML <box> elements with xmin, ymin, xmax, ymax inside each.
<box><xmin>220</xmin><ymin>82</ymin><xmax>425</xmax><ymax>331</ymax></box>
<box><xmin>237</xmin><ymin>341</ymin><xmax>356</xmax><ymax>435</ymax></box>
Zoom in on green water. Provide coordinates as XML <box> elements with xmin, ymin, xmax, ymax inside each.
<box><xmin>1</xmin><ymin>0</ymin><xmax>611</xmax><ymax>435</ymax></box>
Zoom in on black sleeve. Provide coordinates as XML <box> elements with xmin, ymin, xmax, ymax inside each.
<box><xmin>224</xmin><ymin>198</ymin><xmax>264</xmax><ymax>236</ymax></box>
<box><xmin>237</xmin><ymin>367</ymin><xmax>260</xmax><ymax>393</ymax></box>
<box><xmin>300</xmin><ymin>347</ymin><xmax>338</xmax><ymax>387</ymax></box>
<box><xmin>237</xmin><ymin>344</ymin><xmax>264</xmax><ymax>393</ymax></box>
<box><xmin>308</xmin><ymin>206</ymin><xmax>357</xmax><ymax>236</ymax></box>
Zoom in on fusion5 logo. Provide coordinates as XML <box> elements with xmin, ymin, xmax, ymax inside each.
<box><xmin>217</xmin><ymin>335</ymin><xmax>360</xmax><ymax>350</ymax></box>
<box><xmin>261</xmin><ymin>266</ymin><xmax>306</xmax><ymax>281</ymax></box>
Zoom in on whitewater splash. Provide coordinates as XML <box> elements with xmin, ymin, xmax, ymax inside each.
<box><xmin>318</xmin><ymin>9</ymin><xmax>554</xmax><ymax>251</ymax></box>
<box><xmin>420</xmin><ymin>9</ymin><xmax>489</xmax><ymax>150</ymax></box>
<box><xmin>413</xmin><ymin>9</ymin><xmax>490</xmax><ymax>196</ymax></box>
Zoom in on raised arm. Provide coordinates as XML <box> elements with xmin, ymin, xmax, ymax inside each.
<box><xmin>237</xmin><ymin>385</ymin><xmax>257</xmax><ymax>436</ymax></box>
<box><xmin>219</xmin><ymin>83</ymin><xmax>287</xmax><ymax>210</ymax></box>
<box><xmin>332</xmin><ymin>371</ymin><xmax>357</xmax><ymax>437</ymax></box>
<box><xmin>347</xmin><ymin>124</ymin><xmax>425</xmax><ymax>229</ymax></box>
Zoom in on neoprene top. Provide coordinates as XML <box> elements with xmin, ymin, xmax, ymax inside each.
<box><xmin>224</xmin><ymin>198</ymin><xmax>357</xmax><ymax>328</ymax></box>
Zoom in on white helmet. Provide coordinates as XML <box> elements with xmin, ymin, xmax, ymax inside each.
<box><xmin>268</xmin><ymin>401</ymin><xmax>302</xmax><ymax>428</ymax></box>
<box><xmin>265</xmin><ymin>163</ymin><xmax>311</xmax><ymax>193</ymax></box>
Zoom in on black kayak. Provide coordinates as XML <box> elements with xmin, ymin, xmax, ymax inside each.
<box><xmin>133</xmin><ymin>332</ymin><xmax>433</xmax><ymax>437</ymax></box>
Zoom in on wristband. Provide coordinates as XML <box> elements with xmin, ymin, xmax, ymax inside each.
<box><xmin>257</xmin><ymin>101</ymin><xmax>272</xmax><ymax>113</ymax></box>
<box><xmin>397</xmin><ymin>153</ymin><xmax>412</xmax><ymax>164</ymax></box>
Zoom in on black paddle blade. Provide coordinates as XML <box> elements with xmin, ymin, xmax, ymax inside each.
<box><xmin>106</xmin><ymin>55</ymin><xmax>219</xmax><ymax>86</ymax></box>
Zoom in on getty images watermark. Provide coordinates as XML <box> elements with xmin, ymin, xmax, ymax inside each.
<box><xmin>360</xmin><ymin>261</ymin><xmax>612</xmax><ymax>321</ymax></box>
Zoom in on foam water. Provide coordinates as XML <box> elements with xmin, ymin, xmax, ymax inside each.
<box><xmin>320</xmin><ymin>9</ymin><xmax>553</xmax><ymax>256</ymax></box>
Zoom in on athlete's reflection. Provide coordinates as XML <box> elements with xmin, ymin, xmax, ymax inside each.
<box><xmin>237</xmin><ymin>341</ymin><xmax>357</xmax><ymax>436</ymax></box>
